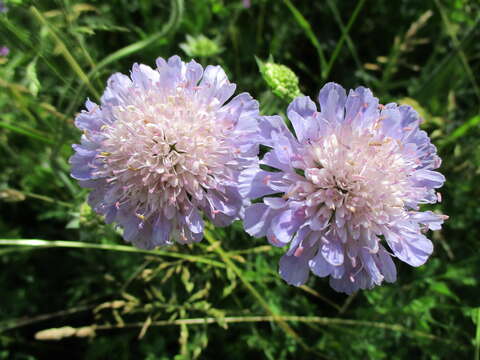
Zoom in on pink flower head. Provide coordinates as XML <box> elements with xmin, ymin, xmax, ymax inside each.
<box><xmin>241</xmin><ymin>82</ymin><xmax>446</xmax><ymax>294</ymax></box>
<box><xmin>71</xmin><ymin>56</ymin><xmax>260</xmax><ymax>249</ymax></box>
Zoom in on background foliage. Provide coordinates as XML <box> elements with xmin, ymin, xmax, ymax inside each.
<box><xmin>0</xmin><ymin>0</ymin><xmax>479</xmax><ymax>358</ymax></box>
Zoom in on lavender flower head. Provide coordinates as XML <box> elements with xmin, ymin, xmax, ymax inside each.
<box><xmin>0</xmin><ymin>46</ymin><xmax>9</xmax><ymax>57</ymax></box>
<box><xmin>70</xmin><ymin>56</ymin><xmax>260</xmax><ymax>249</ymax></box>
<box><xmin>241</xmin><ymin>82</ymin><xmax>446</xmax><ymax>294</ymax></box>
<box><xmin>0</xmin><ymin>1</ymin><xmax>7</xmax><ymax>13</ymax></box>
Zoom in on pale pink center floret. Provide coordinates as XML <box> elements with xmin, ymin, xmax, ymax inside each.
<box><xmin>95</xmin><ymin>86</ymin><xmax>234</xmax><ymax>220</ymax></box>
<box><xmin>287</xmin><ymin>124</ymin><xmax>416</xmax><ymax>240</ymax></box>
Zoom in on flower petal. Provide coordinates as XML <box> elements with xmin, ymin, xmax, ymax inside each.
<box><xmin>279</xmin><ymin>253</ymin><xmax>310</xmax><ymax>286</ymax></box>
<box><xmin>287</xmin><ymin>96</ymin><xmax>318</xmax><ymax>142</ymax></box>
<box><xmin>318</xmin><ymin>82</ymin><xmax>346</xmax><ymax>123</ymax></box>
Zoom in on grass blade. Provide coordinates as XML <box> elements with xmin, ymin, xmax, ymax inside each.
<box><xmin>0</xmin><ymin>121</ymin><xmax>55</xmax><ymax>144</ymax></box>
<box><xmin>324</xmin><ymin>0</ymin><xmax>366</xmax><ymax>79</ymax></box>
<box><xmin>283</xmin><ymin>0</ymin><xmax>327</xmax><ymax>79</ymax></box>
<box><xmin>434</xmin><ymin>0</ymin><xmax>480</xmax><ymax>107</ymax></box>
<box><xmin>30</xmin><ymin>6</ymin><xmax>100</xmax><ymax>99</ymax></box>
<box><xmin>325</xmin><ymin>0</ymin><xmax>364</xmax><ymax>76</ymax></box>
<box><xmin>438</xmin><ymin>115</ymin><xmax>480</xmax><ymax>148</ymax></box>
<box><xmin>0</xmin><ymin>239</ymin><xmax>225</xmax><ymax>268</ymax></box>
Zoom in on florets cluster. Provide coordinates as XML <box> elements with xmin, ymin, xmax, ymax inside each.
<box><xmin>71</xmin><ymin>56</ymin><xmax>260</xmax><ymax>248</ymax></box>
<box><xmin>241</xmin><ymin>83</ymin><xmax>446</xmax><ymax>293</ymax></box>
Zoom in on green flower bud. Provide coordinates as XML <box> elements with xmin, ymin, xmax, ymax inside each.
<box><xmin>257</xmin><ymin>57</ymin><xmax>301</xmax><ymax>102</ymax></box>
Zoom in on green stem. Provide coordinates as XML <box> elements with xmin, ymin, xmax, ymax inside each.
<box><xmin>0</xmin><ymin>239</ymin><xmax>225</xmax><ymax>268</ymax></box>
<box><xmin>33</xmin><ymin>315</ymin><xmax>456</xmax><ymax>345</ymax></box>
<box><xmin>22</xmin><ymin>191</ymin><xmax>73</xmax><ymax>208</ymax></box>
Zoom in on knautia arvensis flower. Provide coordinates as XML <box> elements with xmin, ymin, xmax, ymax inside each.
<box><xmin>0</xmin><ymin>46</ymin><xmax>9</xmax><ymax>57</ymax></box>
<box><xmin>241</xmin><ymin>82</ymin><xmax>446</xmax><ymax>294</ymax></box>
<box><xmin>0</xmin><ymin>1</ymin><xmax>7</xmax><ymax>13</ymax></box>
<box><xmin>70</xmin><ymin>56</ymin><xmax>260</xmax><ymax>249</ymax></box>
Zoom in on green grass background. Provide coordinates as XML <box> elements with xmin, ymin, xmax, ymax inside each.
<box><xmin>0</xmin><ymin>0</ymin><xmax>479</xmax><ymax>358</ymax></box>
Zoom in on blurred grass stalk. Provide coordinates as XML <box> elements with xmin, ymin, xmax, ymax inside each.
<box><xmin>31</xmin><ymin>315</ymin><xmax>454</xmax><ymax>345</ymax></box>
<box><xmin>0</xmin><ymin>188</ymin><xmax>73</xmax><ymax>207</ymax></box>
<box><xmin>30</xmin><ymin>6</ymin><xmax>100</xmax><ymax>99</ymax></box>
<box><xmin>0</xmin><ymin>239</ymin><xmax>225</xmax><ymax>268</ymax></box>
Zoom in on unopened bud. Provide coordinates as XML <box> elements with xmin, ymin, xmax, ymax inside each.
<box><xmin>257</xmin><ymin>57</ymin><xmax>301</xmax><ymax>102</ymax></box>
